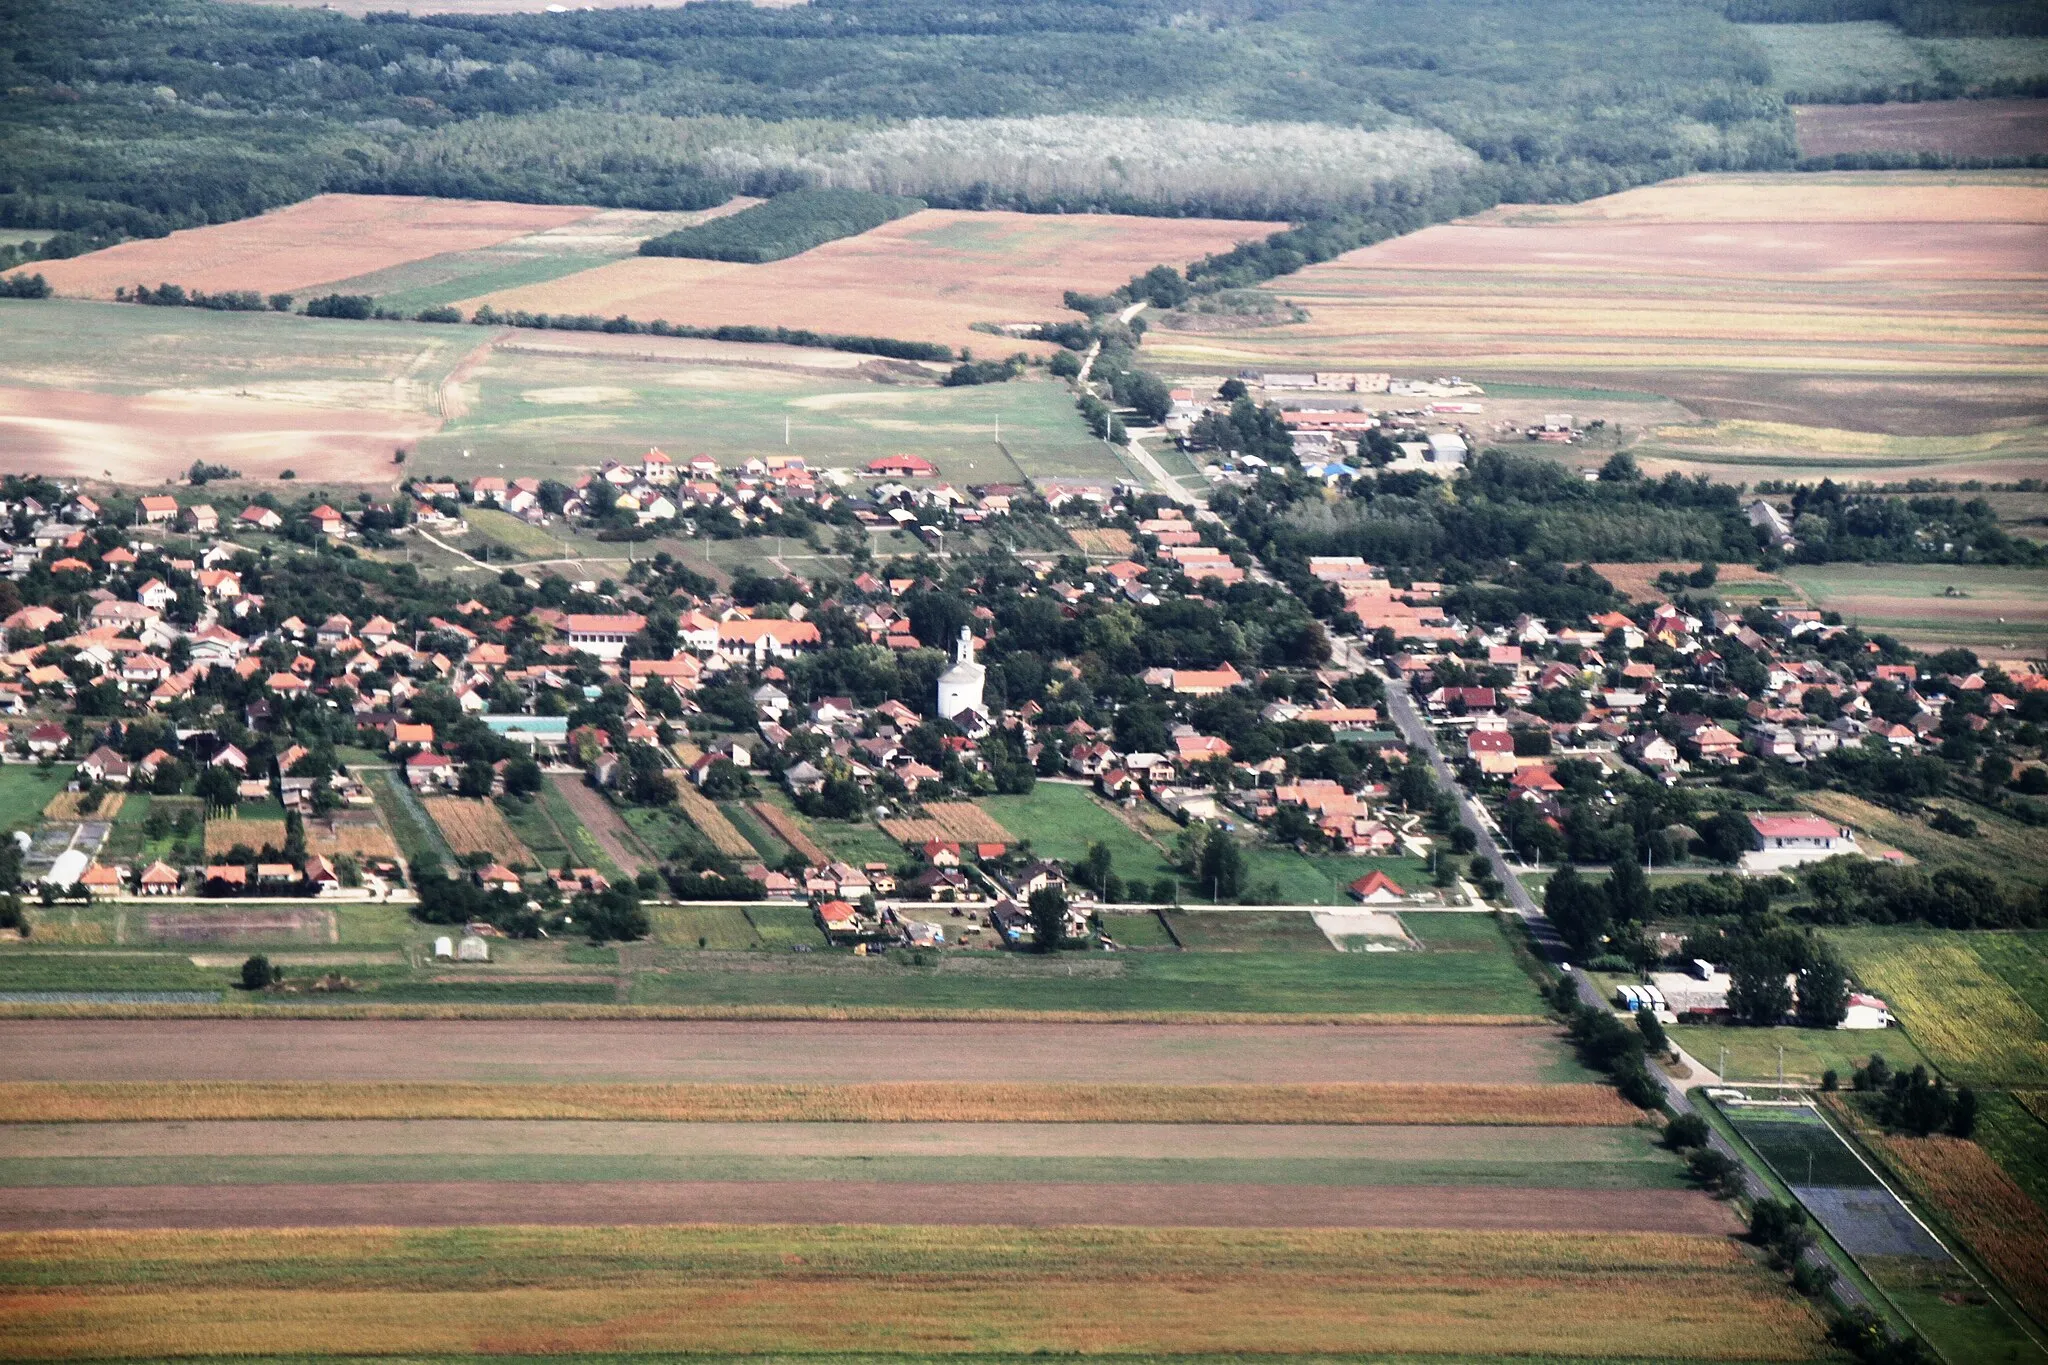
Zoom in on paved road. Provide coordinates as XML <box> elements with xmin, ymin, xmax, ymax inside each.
<box><xmin>1366</xmin><ymin>657</ymin><xmax>1570</xmax><ymax>959</ymax></box>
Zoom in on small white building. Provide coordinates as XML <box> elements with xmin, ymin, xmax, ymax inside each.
<box><xmin>433</xmin><ymin>936</ymin><xmax>455</xmax><ymax>960</ymax></box>
<box><xmin>1840</xmin><ymin>992</ymin><xmax>1894</xmax><ymax>1030</ymax></box>
<box><xmin>456</xmin><ymin>935</ymin><xmax>491</xmax><ymax>962</ymax></box>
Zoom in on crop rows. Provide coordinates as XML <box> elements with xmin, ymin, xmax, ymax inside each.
<box><xmin>675</xmin><ymin>786</ymin><xmax>755</xmax><ymax>860</ymax></box>
<box><xmin>1841</xmin><ymin>935</ymin><xmax>2048</xmax><ymax>1086</ymax></box>
<box><xmin>42</xmin><ymin>790</ymin><xmax>123</xmax><ymax>821</ymax></box>
<box><xmin>0</xmin><ymin>1223</ymin><xmax>1819</xmax><ymax>1361</ymax></box>
<box><xmin>882</xmin><ymin>801</ymin><xmax>1013</xmax><ymax>847</ymax></box>
<box><xmin>0</xmin><ymin>1080</ymin><xmax>1639</xmax><ymax>1125</ymax></box>
<box><xmin>302</xmin><ymin>814</ymin><xmax>398</xmax><ymax>861</ymax></box>
<box><xmin>1874</xmin><ymin>1132</ymin><xmax>2048</xmax><ymax>1325</ymax></box>
<box><xmin>202</xmin><ymin>819</ymin><xmax>287</xmax><ymax>857</ymax></box>
<box><xmin>748</xmin><ymin>800</ymin><xmax>826</xmax><ymax>864</ymax></box>
<box><xmin>419</xmin><ymin>798</ymin><xmax>534</xmax><ymax>870</ymax></box>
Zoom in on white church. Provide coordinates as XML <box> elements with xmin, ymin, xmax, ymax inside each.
<box><xmin>937</xmin><ymin>625</ymin><xmax>986</xmax><ymax>724</ymax></box>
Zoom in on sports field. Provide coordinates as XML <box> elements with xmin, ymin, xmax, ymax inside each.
<box><xmin>1148</xmin><ymin>171</ymin><xmax>2048</xmax><ymax>446</ymax></box>
<box><xmin>467</xmin><ymin>208</ymin><xmax>1273</xmax><ymax>359</ymax></box>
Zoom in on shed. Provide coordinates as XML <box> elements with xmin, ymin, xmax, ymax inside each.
<box><xmin>433</xmin><ymin>936</ymin><xmax>455</xmax><ymax>960</ymax></box>
<box><xmin>456</xmin><ymin>935</ymin><xmax>490</xmax><ymax>962</ymax></box>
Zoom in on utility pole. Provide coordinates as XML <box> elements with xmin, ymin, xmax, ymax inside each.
<box><xmin>1778</xmin><ymin>1044</ymin><xmax>1785</xmax><ymax>1087</ymax></box>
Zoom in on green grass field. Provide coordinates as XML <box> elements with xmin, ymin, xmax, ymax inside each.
<box><xmin>463</xmin><ymin>507</ymin><xmax>574</xmax><ymax>560</ymax></box>
<box><xmin>0</xmin><ymin>764</ymin><xmax>70</xmax><ymax>832</ymax></box>
<box><xmin>650</xmin><ymin>905</ymin><xmax>766</xmax><ymax>950</ymax></box>
<box><xmin>628</xmin><ymin>938</ymin><xmax>1546</xmax><ymax>1016</ymax></box>
<box><xmin>420</xmin><ymin>347</ymin><xmax>1117</xmax><ymax>487</ymax></box>
<box><xmin>1166</xmin><ymin>911</ymin><xmax>1334</xmax><ymax>952</ymax></box>
<box><xmin>1828</xmin><ymin>927</ymin><xmax>2048</xmax><ymax>1088</ymax></box>
<box><xmin>1668</xmin><ymin>1023</ymin><xmax>1927</xmax><ymax>1086</ymax></box>
<box><xmin>1779</xmin><ymin>563</ymin><xmax>2048</xmax><ymax>654</ymax></box>
<box><xmin>364</xmin><ymin>771</ymin><xmax>453</xmax><ymax>867</ymax></box>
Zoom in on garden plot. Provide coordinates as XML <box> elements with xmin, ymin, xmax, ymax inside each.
<box><xmin>1725</xmin><ymin>1101</ymin><xmax>1947</xmax><ymax>1260</ymax></box>
<box><xmin>144</xmin><ymin>908</ymin><xmax>336</xmax><ymax>945</ymax></box>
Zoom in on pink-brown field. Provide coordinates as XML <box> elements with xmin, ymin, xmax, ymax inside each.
<box><xmin>467</xmin><ymin>209</ymin><xmax>1275</xmax><ymax>358</ymax></box>
<box><xmin>35</xmin><ymin>195</ymin><xmax>600</xmax><ymax>301</ymax></box>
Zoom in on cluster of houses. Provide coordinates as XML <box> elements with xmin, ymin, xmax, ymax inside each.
<box><xmin>431</xmin><ymin>449</ymin><xmax>1026</xmax><ymax>546</ymax></box>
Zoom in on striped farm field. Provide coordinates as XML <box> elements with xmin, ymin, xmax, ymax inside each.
<box><xmin>880</xmin><ymin>800</ymin><xmax>1015</xmax><ymax>847</ymax></box>
<box><xmin>420</xmin><ymin>798</ymin><xmax>534</xmax><ymax>869</ymax></box>
<box><xmin>41</xmin><ymin>790</ymin><xmax>122</xmax><ymax>821</ymax></box>
<box><xmin>1872</xmin><ymin>1131</ymin><xmax>2048</xmax><ymax>1326</ymax></box>
<box><xmin>748</xmin><ymin>799</ymin><xmax>826</xmax><ymax>864</ymax></box>
<box><xmin>203</xmin><ymin>818</ymin><xmax>287</xmax><ymax>856</ymax></box>
<box><xmin>1830</xmin><ymin>928</ymin><xmax>2048</xmax><ymax>1087</ymax></box>
<box><xmin>0</xmin><ymin>1080</ymin><xmax>1639</xmax><ymax>1126</ymax></box>
<box><xmin>674</xmin><ymin>785</ymin><xmax>754</xmax><ymax>860</ymax></box>
<box><xmin>0</xmin><ymin>1224</ymin><xmax>1828</xmax><ymax>1360</ymax></box>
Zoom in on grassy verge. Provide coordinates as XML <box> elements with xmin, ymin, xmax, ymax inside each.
<box><xmin>0</xmin><ymin>1080</ymin><xmax>1641</xmax><ymax>1125</ymax></box>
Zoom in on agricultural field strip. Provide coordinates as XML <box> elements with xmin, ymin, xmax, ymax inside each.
<box><xmin>674</xmin><ymin>786</ymin><xmax>754</xmax><ymax>860</ymax></box>
<box><xmin>748</xmin><ymin>801</ymin><xmax>826</xmax><ymax>864</ymax></box>
<box><xmin>0</xmin><ymin>1224</ymin><xmax>1821</xmax><ymax>1361</ymax></box>
<box><xmin>0</xmin><ymin>1081</ymin><xmax>1639</xmax><ymax>1125</ymax></box>
<box><xmin>1831</xmin><ymin>929</ymin><xmax>2048</xmax><ymax>1086</ymax></box>
<box><xmin>879</xmin><ymin>801</ymin><xmax>1014</xmax><ymax>847</ymax></box>
<box><xmin>1868</xmin><ymin>1130</ymin><xmax>2048</xmax><ymax>1330</ymax></box>
<box><xmin>0</xmin><ymin>1019</ymin><xmax>1582</xmax><ymax>1082</ymax></box>
<box><xmin>0</xmin><ymin>1121</ymin><xmax>1686</xmax><ymax>1190</ymax></box>
<box><xmin>420</xmin><ymin>798</ymin><xmax>534</xmax><ymax>869</ymax></box>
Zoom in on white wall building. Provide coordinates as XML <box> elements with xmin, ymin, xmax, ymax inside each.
<box><xmin>936</xmin><ymin>625</ymin><xmax>986</xmax><ymax>722</ymax></box>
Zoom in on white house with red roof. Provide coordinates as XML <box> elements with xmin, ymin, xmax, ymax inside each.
<box><xmin>1740</xmin><ymin>812</ymin><xmax>1861</xmax><ymax>872</ymax></box>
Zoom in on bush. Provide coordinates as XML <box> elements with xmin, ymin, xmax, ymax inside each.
<box><xmin>304</xmin><ymin>293</ymin><xmax>374</xmax><ymax>320</ymax></box>
<box><xmin>1663</xmin><ymin>1112</ymin><xmax>1710</xmax><ymax>1150</ymax></box>
<box><xmin>1635</xmin><ymin>1007</ymin><xmax>1669</xmax><ymax>1054</ymax></box>
<box><xmin>1686</xmin><ymin>1146</ymin><xmax>1741</xmax><ymax>1195</ymax></box>
<box><xmin>239</xmin><ymin>955</ymin><xmax>276</xmax><ymax>991</ymax></box>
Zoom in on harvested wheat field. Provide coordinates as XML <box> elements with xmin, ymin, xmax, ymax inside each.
<box><xmin>0</xmin><ymin>1080</ymin><xmax>1638</xmax><ymax>1125</ymax></box>
<box><xmin>467</xmin><ymin>209</ymin><xmax>1273</xmax><ymax>359</ymax></box>
<box><xmin>880</xmin><ymin>801</ymin><xmax>1014</xmax><ymax>847</ymax></box>
<box><xmin>0</xmin><ymin>1019</ymin><xmax>1582</xmax><ymax>1085</ymax></box>
<box><xmin>302</xmin><ymin>812</ymin><xmax>398</xmax><ymax>861</ymax></box>
<box><xmin>420</xmin><ymin>798</ymin><xmax>533</xmax><ymax>869</ymax></box>
<box><xmin>1151</xmin><ymin>171</ymin><xmax>2048</xmax><ymax>435</ymax></box>
<box><xmin>0</xmin><ymin>1225</ymin><xmax>1817</xmax><ymax>1360</ymax></box>
<box><xmin>203</xmin><ymin>819</ymin><xmax>287</xmax><ymax>857</ymax></box>
<box><xmin>40</xmin><ymin>791</ymin><xmax>122</xmax><ymax>821</ymax></box>
<box><xmin>1591</xmin><ymin>562</ymin><xmax>1791</xmax><ymax>603</ymax></box>
<box><xmin>34</xmin><ymin>195</ymin><xmax>599</xmax><ymax>301</ymax></box>
<box><xmin>674</xmin><ymin>786</ymin><xmax>753</xmax><ymax>860</ymax></box>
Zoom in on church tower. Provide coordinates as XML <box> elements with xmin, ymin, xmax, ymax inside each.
<box><xmin>936</xmin><ymin>625</ymin><xmax>986</xmax><ymax>721</ymax></box>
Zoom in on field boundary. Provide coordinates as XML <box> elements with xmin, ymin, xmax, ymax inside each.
<box><xmin>0</xmin><ymin>1002</ymin><xmax>1546</xmax><ymax>1024</ymax></box>
<box><xmin>0</xmin><ymin>1080</ymin><xmax>1639</xmax><ymax>1125</ymax></box>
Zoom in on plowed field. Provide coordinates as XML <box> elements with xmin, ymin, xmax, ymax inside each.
<box><xmin>466</xmin><ymin>209</ymin><xmax>1273</xmax><ymax>359</ymax></box>
<box><xmin>35</xmin><ymin>195</ymin><xmax>598</xmax><ymax>300</ymax></box>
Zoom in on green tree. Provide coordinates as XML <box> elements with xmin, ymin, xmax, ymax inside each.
<box><xmin>1544</xmin><ymin>865</ymin><xmax>1609</xmax><ymax>960</ymax></box>
<box><xmin>1028</xmin><ymin>886</ymin><xmax>1069</xmax><ymax>953</ymax></box>
<box><xmin>1198</xmin><ymin>830</ymin><xmax>1244</xmax><ymax>901</ymax></box>
<box><xmin>1794</xmin><ymin>942</ymin><xmax>1850</xmax><ymax>1029</ymax></box>
<box><xmin>195</xmin><ymin>764</ymin><xmax>239</xmax><ymax>812</ymax></box>
<box><xmin>239</xmin><ymin>955</ymin><xmax>276</xmax><ymax>991</ymax></box>
<box><xmin>1727</xmin><ymin>955</ymin><xmax>1793</xmax><ymax>1027</ymax></box>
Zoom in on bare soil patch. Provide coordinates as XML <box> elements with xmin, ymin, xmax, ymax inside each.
<box><xmin>1795</xmin><ymin>99</ymin><xmax>2048</xmax><ymax>160</ymax></box>
<box><xmin>0</xmin><ymin>1179</ymin><xmax>1735</xmax><ymax>1233</ymax></box>
<box><xmin>35</xmin><ymin>195</ymin><xmax>598</xmax><ymax>301</ymax></box>
<box><xmin>0</xmin><ymin>385</ymin><xmax>434</xmax><ymax>485</ymax></box>
<box><xmin>469</xmin><ymin>209</ymin><xmax>1274</xmax><ymax>360</ymax></box>
<box><xmin>0</xmin><ymin>1020</ymin><xmax>1576</xmax><ymax>1085</ymax></box>
<box><xmin>141</xmin><ymin>910</ymin><xmax>332</xmax><ymax>944</ymax></box>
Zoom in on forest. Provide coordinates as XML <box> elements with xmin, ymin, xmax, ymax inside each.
<box><xmin>1</xmin><ymin>0</ymin><xmax>1796</xmax><ymax>240</ymax></box>
<box><xmin>639</xmin><ymin>189</ymin><xmax>924</xmax><ymax>263</ymax></box>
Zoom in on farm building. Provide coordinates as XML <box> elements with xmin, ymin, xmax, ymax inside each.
<box><xmin>1740</xmin><ymin>813</ymin><xmax>1860</xmax><ymax>872</ymax></box>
